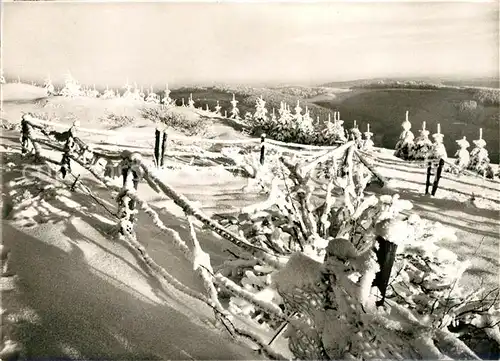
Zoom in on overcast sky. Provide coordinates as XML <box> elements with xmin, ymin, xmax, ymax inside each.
<box><xmin>2</xmin><ymin>1</ymin><xmax>499</xmax><ymax>87</ymax></box>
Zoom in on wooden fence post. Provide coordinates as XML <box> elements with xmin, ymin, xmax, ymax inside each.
<box><xmin>259</xmin><ymin>133</ymin><xmax>266</xmax><ymax>166</ymax></box>
<box><xmin>425</xmin><ymin>161</ymin><xmax>432</xmax><ymax>195</ymax></box>
<box><xmin>154</xmin><ymin>128</ymin><xmax>161</xmax><ymax>168</ymax></box>
<box><xmin>373</xmin><ymin>235</ymin><xmax>398</xmax><ymax>307</ymax></box>
<box><xmin>431</xmin><ymin>158</ymin><xmax>445</xmax><ymax>196</ymax></box>
<box><xmin>21</xmin><ymin>117</ymin><xmax>30</xmax><ymax>155</ymax></box>
<box><xmin>117</xmin><ymin>151</ymin><xmax>140</xmax><ymax>235</ymax></box>
<box><xmin>160</xmin><ymin>131</ymin><xmax>167</xmax><ymax>167</ymax></box>
<box><xmin>60</xmin><ymin>127</ymin><xmax>75</xmax><ymax>179</ymax></box>
<box><xmin>21</xmin><ymin>116</ymin><xmax>42</xmax><ymax>158</ymax></box>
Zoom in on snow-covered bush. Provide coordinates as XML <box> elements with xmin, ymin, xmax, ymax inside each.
<box><xmin>140</xmin><ymin>108</ymin><xmax>207</xmax><ymax>136</ymax></box>
<box><xmin>100</xmin><ymin>113</ymin><xmax>136</xmax><ymax>129</ymax></box>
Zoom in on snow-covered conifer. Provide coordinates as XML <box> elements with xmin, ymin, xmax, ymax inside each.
<box><xmin>43</xmin><ymin>75</ymin><xmax>56</xmax><ymax>96</ymax></box>
<box><xmin>253</xmin><ymin>96</ymin><xmax>268</xmax><ymax>126</ymax></box>
<box><xmin>145</xmin><ymin>86</ymin><xmax>160</xmax><ymax>104</ymax></box>
<box><xmin>161</xmin><ymin>84</ymin><xmax>173</xmax><ymax>106</ymax></box>
<box><xmin>230</xmin><ymin>94</ymin><xmax>241</xmax><ymax>120</ymax></box>
<box><xmin>349</xmin><ymin>120</ymin><xmax>363</xmax><ymax>148</ymax></box>
<box><xmin>430</xmin><ymin>123</ymin><xmax>448</xmax><ymax>160</ymax></box>
<box><xmin>321</xmin><ymin>112</ymin><xmax>347</xmax><ymax>145</ymax></box>
<box><xmin>187</xmin><ymin>93</ymin><xmax>195</xmax><ymax>108</ymax></box>
<box><xmin>244</xmin><ymin>111</ymin><xmax>253</xmax><ymax>122</ymax></box>
<box><xmin>60</xmin><ymin>72</ymin><xmax>83</xmax><ymax>98</ymax></box>
<box><xmin>101</xmin><ymin>85</ymin><xmax>116</xmax><ymax>99</ymax></box>
<box><xmin>468</xmin><ymin>128</ymin><xmax>494</xmax><ymax>177</ymax></box>
<box><xmin>454</xmin><ymin>136</ymin><xmax>470</xmax><ymax>171</ymax></box>
<box><xmin>413</xmin><ymin>121</ymin><xmax>433</xmax><ymax>160</ymax></box>
<box><xmin>214</xmin><ymin>101</ymin><xmax>222</xmax><ymax>116</ymax></box>
<box><xmin>362</xmin><ymin>123</ymin><xmax>374</xmax><ymax>151</ymax></box>
<box><xmin>394</xmin><ymin>110</ymin><xmax>415</xmax><ymax>160</ymax></box>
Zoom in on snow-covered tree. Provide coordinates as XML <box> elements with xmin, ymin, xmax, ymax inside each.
<box><xmin>454</xmin><ymin>136</ymin><xmax>470</xmax><ymax>171</ymax></box>
<box><xmin>230</xmin><ymin>94</ymin><xmax>241</xmax><ymax>120</ymax></box>
<box><xmin>214</xmin><ymin>101</ymin><xmax>222</xmax><ymax>116</ymax></box>
<box><xmin>362</xmin><ymin>123</ymin><xmax>374</xmax><ymax>151</ymax></box>
<box><xmin>145</xmin><ymin>86</ymin><xmax>160</xmax><ymax>104</ymax></box>
<box><xmin>349</xmin><ymin>120</ymin><xmax>363</xmax><ymax>148</ymax></box>
<box><xmin>161</xmin><ymin>84</ymin><xmax>174</xmax><ymax>106</ymax></box>
<box><xmin>270</xmin><ymin>108</ymin><xmax>277</xmax><ymax>123</ymax></box>
<box><xmin>468</xmin><ymin>128</ymin><xmax>494</xmax><ymax>178</ymax></box>
<box><xmin>138</xmin><ymin>85</ymin><xmax>146</xmax><ymax>101</ymax></box>
<box><xmin>187</xmin><ymin>93</ymin><xmax>195</xmax><ymax>108</ymax></box>
<box><xmin>394</xmin><ymin>110</ymin><xmax>415</xmax><ymax>160</ymax></box>
<box><xmin>320</xmin><ymin>112</ymin><xmax>347</xmax><ymax>145</ymax></box>
<box><xmin>43</xmin><ymin>75</ymin><xmax>56</xmax><ymax>96</ymax></box>
<box><xmin>278</xmin><ymin>101</ymin><xmax>292</xmax><ymax>125</ymax></box>
<box><xmin>430</xmin><ymin>123</ymin><xmax>448</xmax><ymax>160</ymax></box>
<box><xmin>87</xmin><ymin>84</ymin><xmax>100</xmax><ymax>98</ymax></box>
<box><xmin>122</xmin><ymin>79</ymin><xmax>133</xmax><ymax>99</ymax></box>
<box><xmin>253</xmin><ymin>96</ymin><xmax>268</xmax><ymax>126</ymax></box>
<box><xmin>413</xmin><ymin>121</ymin><xmax>433</xmax><ymax>160</ymax></box>
<box><xmin>60</xmin><ymin>72</ymin><xmax>83</xmax><ymax>98</ymax></box>
<box><xmin>293</xmin><ymin>100</ymin><xmax>303</xmax><ymax>123</ymax></box>
<box><xmin>302</xmin><ymin>106</ymin><xmax>313</xmax><ymax>129</ymax></box>
<box><xmin>101</xmin><ymin>85</ymin><xmax>116</xmax><ymax>99</ymax></box>
<box><xmin>244</xmin><ymin>111</ymin><xmax>253</xmax><ymax>122</ymax></box>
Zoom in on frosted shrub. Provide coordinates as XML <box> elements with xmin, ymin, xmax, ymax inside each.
<box><xmin>140</xmin><ymin>108</ymin><xmax>207</xmax><ymax>136</ymax></box>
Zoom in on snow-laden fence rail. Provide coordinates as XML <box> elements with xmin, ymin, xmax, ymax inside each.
<box><xmin>18</xmin><ymin>114</ymin><xmax>500</xmax><ymax>360</ymax></box>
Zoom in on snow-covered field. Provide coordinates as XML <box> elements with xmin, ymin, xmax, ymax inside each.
<box><xmin>1</xmin><ymin>84</ymin><xmax>499</xmax><ymax>359</ymax></box>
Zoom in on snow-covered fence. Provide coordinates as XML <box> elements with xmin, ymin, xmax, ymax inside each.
<box><xmin>20</xmin><ymin>114</ymin><xmax>498</xmax><ymax>360</ymax></box>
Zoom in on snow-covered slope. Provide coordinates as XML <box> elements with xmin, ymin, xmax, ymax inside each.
<box><xmin>1</xmin><ymin>87</ymin><xmax>498</xmax><ymax>359</ymax></box>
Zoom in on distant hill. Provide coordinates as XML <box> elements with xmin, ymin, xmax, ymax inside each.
<box><xmin>313</xmin><ymin>88</ymin><xmax>499</xmax><ymax>163</ymax></box>
<box><xmin>321</xmin><ymin>76</ymin><xmax>500</xmax><ymax>89</ymax></box>
<box><xmin>171</xmin><ymin>84</ymin><xmax>499</xmax><ymax>164</ymax></box>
